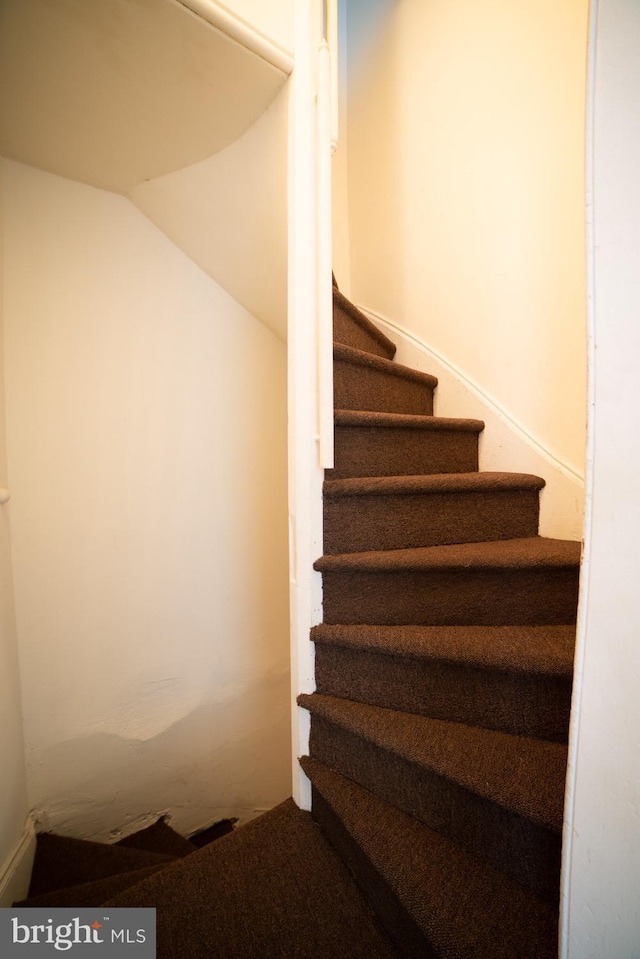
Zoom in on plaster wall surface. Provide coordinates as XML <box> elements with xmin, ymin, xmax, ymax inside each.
<box><xmin>563</xmin><ymin>1</ymin><xmax>640</xmax><ymax>954</ymax></box>
<box><xmin>0</xmin><ymin>161</ymin><xmax>29</xmax><ymax>891</ymax></box>
<box><xmin>1</xmin><ymin>159</ymin><xmax>291</xmax><ymax>840</ymax></box>
<box><xmin>343</xmin><ymin>0</ymin><xmax>588</xmax><ymax>493</ymax></box>
<box><xmin>130</xmin><ymin>85</ymin><xmax>289</xmax><ymax>341</ymax></box>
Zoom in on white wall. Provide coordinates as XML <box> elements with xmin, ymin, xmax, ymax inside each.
<box><xmin>130</xmin><ymin>85</ymin><xmax>289</xmax><ymax>341</ymax></box>
<box><xmin>0</xmin><ymin>162</ymin><xmax>31</xmax><ymax>901</ymax></box>
<box><xmin>562</xmin><ymin>1</ymin><xmax>640</xmax><ymax>954</ymax></box>
<box><xmin>1</xmin><ymin>159</ymin><xmax>291</xmax><ymax>840</ymax></box>
<box><xmin>343</xmin><ymin>0</ymin><xmax>588</xmax><ymax>525</ymax></box>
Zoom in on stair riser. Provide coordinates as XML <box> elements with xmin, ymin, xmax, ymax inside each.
<box><xmin>321</xmin><ymin>567</ymin><xmax>580</xmax><ymax>626</ymax></box>
<box><xmin>323</xmin><ymin>489</ymin><xmax>540</xmax><ymax>553</ymax></box>
<box><xmin>310</xmin><ymin>716</ymin><xmax>561</xmax><ymax>902</ymax></box>
<box><xmin>314</xmin><ymin>645</ymin><xmax>572</xmax><ymax>742</ymax></box>
<box><xmin>311</xmin><ymin>789</ymin><xmax>434</xmax><ymax>959</ymax></box>
<box><xmin>333</xmin><ymin>304</ymin><xmax>395</xmax><ymax>359</ymax></box>
<box><xmin>335</xmin><ymin>360</ymin><xmax>434</xmax><ymax>415</ymax></box>
<box><xmin>329</xmin><ymin>426</ymin><xmax>479</xmax><ymax>479</ymax></box>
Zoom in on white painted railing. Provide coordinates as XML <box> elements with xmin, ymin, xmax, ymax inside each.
<box><xmin>176</xmin><ymin>0</ymin><xmax>294</xmax><ymax>74</ymax></box>
<box><xmin>316</xmin><ymin>39</ymin><xmax>334</xmax><ymax>469</ymax></box>
<box><xmin>327</xmin><ymin>0</ymin><xmax>339</xmax><ymax>155</ymax></box>
<box><xmin>288</xmin><ymin>0</ymin><xmax>339</xmax><ymax>808</ymax></box>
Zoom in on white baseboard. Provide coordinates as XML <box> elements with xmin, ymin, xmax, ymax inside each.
<box><xmin>0</xmin><ymin>817</ymin><xmax>36</xmax><ymax>907</ymax></box>
<box><xmin>361</xmin><ymin>305</ymin><xmax>585</xmax><ymax>541</ymax></box>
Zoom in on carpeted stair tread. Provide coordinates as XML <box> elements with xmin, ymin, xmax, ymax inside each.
<box><xmin>334</xmin><ymin>344</ymin><xmax>437</xmax><ymax>415</ymax></box>
<box><xmin>324</xmin><ymin>472</ymin><xmax>545</xmax><ymax>497</ymax></box>
<box><xmin>323</xmin><ymin>473</ymin><xmax>545</xmax><ymax>551</ymax></box>
<box><xmin>313</xmin><ymin>631</ymin><xmax>573</xmax><ymax>742</ymax></box>
<box><xmin>301</xmin><ymin>756</ymin><xmax>559</xmax><ymax>959</ymax></box>
<box><xmin>311</xmin><ymin>623</ymin><xmax>575</xmax><ymax>676</ymax></box>
<box><xmin>331</xmin><ymin>412</ymin><xmax>483</xmax><ymax>479</ymax></box>
<box><xmin>103</xmin><ymin>799</ymin><xmax>399</xmax><ymax>959</ymax></box>
<box><xmin>333</xmin><ymin>289</ymin><xmax>397</xmax><ymax>360</ymax></box>
<box><xmin>27</xmin><ymin>833</ymin><xmax>176</xmax><ymax>899</ymax></box>
<box><xmin>299</xmin><ymin>693</ymin><xmax>566</xmax><ymax>833</ymax></box>
<box><xmin>334</xmin><ymin>343</ymin><xmax>438</xmax><ymax>387</ymax></box>
<box><xmin>116</xmin><ymin>818</ymin><xmax>196</xmax><ymax>858</ymax></box>
<box><xmin>315</xmin><ymin>536</ymin><xmax>581</xmax><ymax>573</ymax></box>
<box><xmin>335</xmin><ymin>410</ymin><xmax>484</xmax><ymax>431</ymax></box>
<box><xmin>16</xmin><ymin>865</ymin><xmax>169</xmax><ymax>908</ymax></box>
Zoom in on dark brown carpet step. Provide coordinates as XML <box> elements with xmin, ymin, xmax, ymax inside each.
<box><xmin>104</xmin><ymin>799</ymin><xmax>399</xmax><ymax>959</ymax></box>
<box><xmin>329</xmin><ymin>411</ymin><xmax>483</xmax><ymax>479</ymax></box>
<box><xmin>312</xmin><ymin>624</ymin><xmax>574</xmax><ymax>742</ymax></box>
<box><xmin>323</xmin><ymin>472</ymin><xmax>544</xmax><ymax>553</ymax></box>
<box><xmin>26</xmin><ymin>833</ymin><xmax>176</xmax><ymax>899</ymax></box>
<box><xmin>335</xmin><ymin>343</ymin><xmax>437</xmax><ymax>415</ymax></box>
<box><xmin>299</xmin><ymin>693</ymin><xmax>565</xmax><ymax>901</ymax></box>
<box><xmin>333</xmin><ymin>289</ymin><xmax>397</xmax><ymax>359</ymax></box>
<box><xmin>116</xmin><ymin>817</ymin><xmax>196</xmax><ymax>858</ymax></box>
<box><xmin>315</xmin><ymin>537</ymin><xmax>581</xmax><ymax>626</ymax></box>
<box><xmin>16</xmin><ymin>865</ymin><xmax>169</xmax><ymax>908</ymax></box>
<box><xmin>301</xmin><ymin>757</ymin><xmax>559</xmax><ymax>959</ymax></box>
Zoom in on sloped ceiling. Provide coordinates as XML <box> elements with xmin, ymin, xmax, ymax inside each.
<box><xmin>0</xmin><ymin>0</ymin><xmax>288</xmax><ymax>194</ymax></box>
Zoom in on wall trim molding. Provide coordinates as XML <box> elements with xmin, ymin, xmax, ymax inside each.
<box><xmin>176</xmin><ymin>0</ymin><xmax>294</xmax><ymax>74</ymax></box>
<box><xmin>0</xmin><ymin>816</ymin><xmax>37</xmax><ymax>907</ymax></box>
<box><xmin>360</xmin><ymin>304</ymin><xmax>585</xmax><ymax>487</ymax></box>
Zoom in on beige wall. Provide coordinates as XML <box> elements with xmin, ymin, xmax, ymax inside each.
<box><xmin>344</xmin><ymin>0</ymin><xmax>588</xmax><ymax>491</ymax></box>
<box><xmin>563</xmin><ymin>1</ymin><xmax>640</xmax><ymax>954</ymax></box>
<box><xmin>1</xmin><ymin>159</ymin><xmax>290</xmax><ymax>840</ymax></box>
<box><xmin>0</xmin><ymin>162</ymin><xmax>30</xmax><ymax>897</ymax></box>
<box><xmin>130</xmin><ymin>85</ymin><xmax>289</xmax><ymax>341</ymax></box>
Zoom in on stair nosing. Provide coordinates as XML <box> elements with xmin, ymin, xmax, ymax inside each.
<box><xmin>310</xmin><ymin>623</ymin><xmax>575</xmax><ymax>678</ymax></box>
<box><xmin>334</xmin><ymin>409</ymin><xmax>485</xmax><ymax>432</ymax></box>
<box><xmin>323</xmin><ymin>471</ymin><xmax>546</xmax><ymax>497</ymax></box>
<box><xmin>334</xmin><ymin>342</ymin><xmax>438</xmax><ymax>387</ymax></box>
<box><xmin>315</xmin><ymin>537</ymin><xmax>582</xmax><ymax>573</ymax></box>
<box><xmin>299</xmin><ymin>692</ymin><xmax>566</xmax><ymax>833</ymax></box>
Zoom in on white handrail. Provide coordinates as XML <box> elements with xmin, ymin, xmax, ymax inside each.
<box><xmin>327</xmin><ymin>0</ymin><xmax>339</xmax><ymax>154</ymax></box>
<box><xmin>175</xmin><ymin>0</ymin><xmax>294</xmax><ymax>75</ymax></box>
<box><xmin>317</xmin><ymin>41</ymin><xmax>335</xmax><ymax>469</ymax></box>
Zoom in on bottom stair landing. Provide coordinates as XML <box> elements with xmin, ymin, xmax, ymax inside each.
<box><xmin>16</xmin><ymin>803</ymin><xmax>399</xmax><ymax>959</ymax></box>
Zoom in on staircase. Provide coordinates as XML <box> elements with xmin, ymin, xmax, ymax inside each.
<box><xmin>14</xmin><ymin>284</ymin><xmax>580</xmax><ymax>958</ymax></box>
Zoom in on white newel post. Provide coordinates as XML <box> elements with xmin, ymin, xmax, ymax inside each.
<box><xmin>288</xmin><ymin>0</ymin><xmax>337</xmax><ymax>809</ymax></box>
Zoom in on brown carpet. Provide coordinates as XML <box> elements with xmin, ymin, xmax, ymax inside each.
<box><xmin>330</xmin><ymin>410</ymin><xmax>483</xmax><ymax>478</ymax></box>
<box><xmin>312</xmin><ymin>624</ymin><xmax>574</xmax><ymax>741</ymax></box>
<box><xmin>333</xmin><ymin>289</ymin><xmax>397</xmax><ymax>359</ymax></box>
<box><xmin>302</xmin><ymin>757</ymin><xmax>559</xmax><ymax>959</ymax></box>
<box><xmin>303</xmin><ymin>284</ymin><xmax>580</xmax><ymax>953</ymax></box>
<box><xmin>334</xmin><ymin>343</ymin><xmax>437</xmax><ymax>414</ymax></box>
<box><xmin>105</xmin><ymin>800</ymin><xmax>398</xmax><ymax>959</ymax></box>
<box><xmin>116</xmin><ymin>818</ymin><xmax>196</xmax><ymax>858</ymax></box>
<box><xmin>23</xmin><ymin>833</ymin><xmax>176</xmax><ymax>900</ymax></box>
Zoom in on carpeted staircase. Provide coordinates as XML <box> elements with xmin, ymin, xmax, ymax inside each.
<box><xmin>14</xmin><ymin>283</ymin><xmax>580</xmax><ymax>958</ymax></box>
